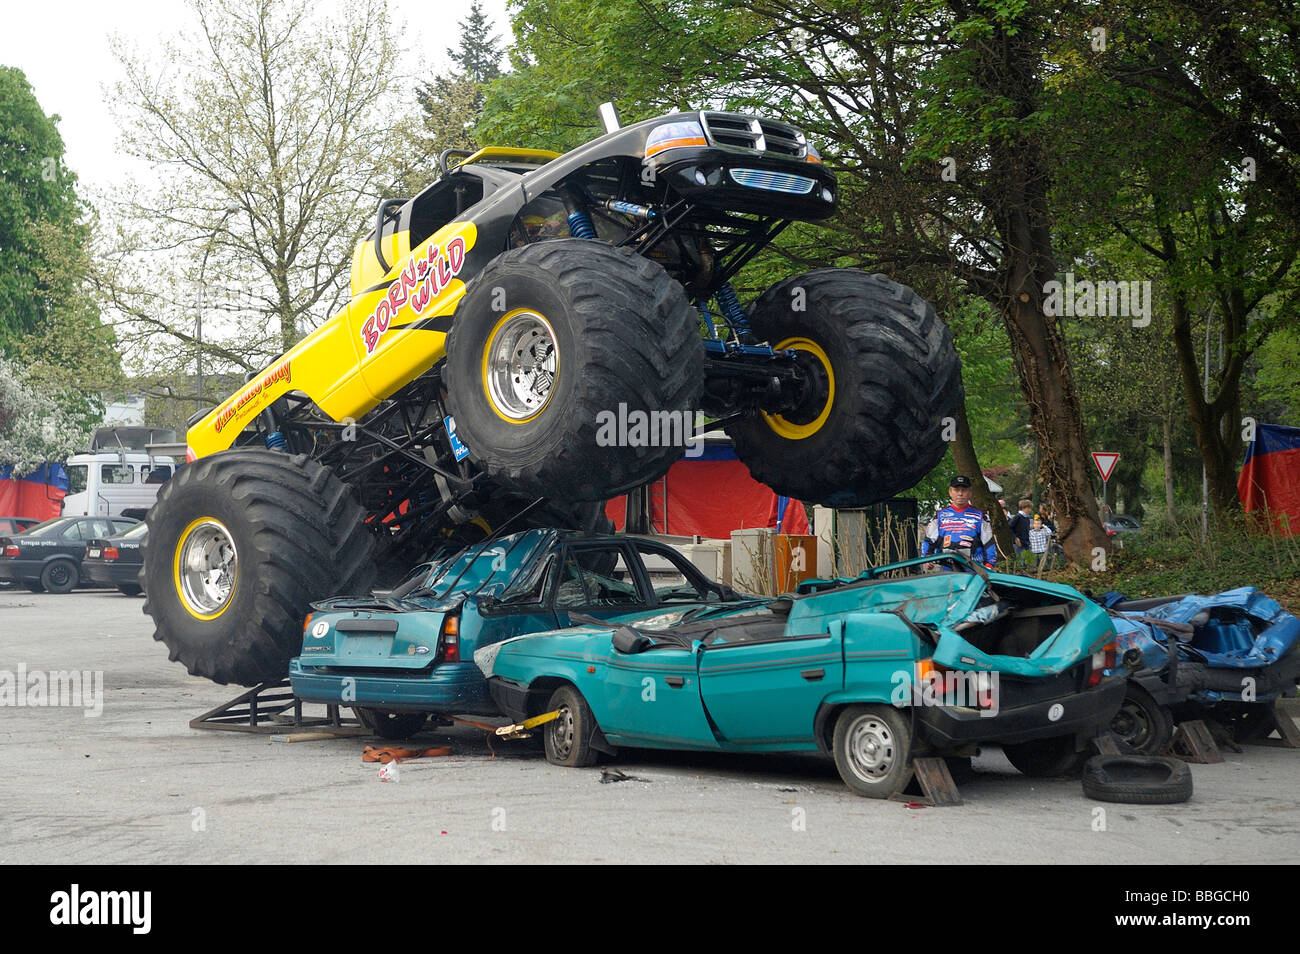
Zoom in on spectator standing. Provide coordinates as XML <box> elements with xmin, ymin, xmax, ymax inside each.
<box><xmin>1029</xmin><ymin>514</ymin><xmax>1055</xmax><ymax>570</ymax></box>
<box><xmin>1008</xmin><ymin>499</ymin><xmax>1034</xmax><ymax>565</ymax></box>
<box><xmin>921</xmin><ymin>475</ymin><xmax>998</xmax><ymax>567</ymax></box>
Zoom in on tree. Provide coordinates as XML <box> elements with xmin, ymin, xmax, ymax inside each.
<box><xmin>0</xmin><ymin>67</ymin><xmax>81</xmax><ymax>343</ymax></box>
<box><xmin>481</xmin><ymin>0</ymin><xmax>1112</xmax><ymax>562</ymax></box>
<box><xmin>405</xmin><ymin>0</ymin><xmax>506</xmax><ymax>191</ymax></box>
<box><xmin>1079</xmin><ymin>0</ymin><xmax>1300</xmax><ymax>518</ymax></box>
<box><xmin>0</xmin><ymin>67</ymin><xmax>120</xmax><ymax>441</ymax></box>
<box><xmin>102</xmin><ymin>0</ymin><xmax>408</xmax><ymax>408</ymax></box>
<box><xmin>446</xmin><ymin>0</ymin><xmax>503</xmax><ymax>87</ymax></box>
<box><xmin>0</xmin><ymin>356</ymin><xmax>95</xmax><ymax>473</ymax></box>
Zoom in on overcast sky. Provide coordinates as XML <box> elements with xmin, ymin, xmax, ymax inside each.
<box><xmin>0</xmin><ymin>0</ymin><xmax>513</xmax><ymax>194</ymax></box>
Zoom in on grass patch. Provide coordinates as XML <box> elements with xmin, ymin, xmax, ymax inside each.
<box><xmin>1037</xmin><ymin>519</ymin><xmax>1300</xmax><ymax>614</ymax></box>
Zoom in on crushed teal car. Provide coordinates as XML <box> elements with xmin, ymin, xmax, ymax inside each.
<box><xmin>476</xmin><ymin>554</ymin><xmax>1126</xmax><ymax>798</ymax></box>
<box><xmin>289</xmin><ymin>529</ymin><xmax>738</xmax><ymax>738</ymax></box>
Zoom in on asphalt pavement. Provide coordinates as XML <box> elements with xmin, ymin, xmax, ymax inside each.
<box><xmin>1</xmin><ymin>589</ymin><xmax>1297</xmax><ymax>864</ymax></box>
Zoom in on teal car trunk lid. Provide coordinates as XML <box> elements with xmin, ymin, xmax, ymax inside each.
<box><xmin>300</xmin><ymin>611</ymin><xmax>445</xmax><ymax>668</ymax></box>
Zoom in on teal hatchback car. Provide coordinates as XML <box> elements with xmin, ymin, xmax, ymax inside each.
<box><xmin>477</xmin><ymin>555</ymin><xmax>1127</xmax><ymax>798</ymax></box>
<box><xmin>289</xmin><ymin>530</ymin><xmax>738</xmax><ymax>738</ymax></box>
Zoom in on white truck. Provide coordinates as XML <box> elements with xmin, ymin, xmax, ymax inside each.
<box><xmin>61</xmin><ymin>452</ymin><xmax>177</xmax><ymax>520</ymax></box>
<box><xmin>61</xmin><ymin>426</ymin><xmax>180</xmax><ymax>520</ymax></box>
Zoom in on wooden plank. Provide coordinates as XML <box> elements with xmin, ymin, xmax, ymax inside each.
<box><xmin>1172</xmin><ymin>720</ymin><xmax>1224</xmax><ymax>763</ymax></box>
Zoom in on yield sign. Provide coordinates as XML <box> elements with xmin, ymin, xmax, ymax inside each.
<box><xmin>1092</xmin><ymin>452</ymin><xmax>1120</xmax><ymax>482</ymax></box>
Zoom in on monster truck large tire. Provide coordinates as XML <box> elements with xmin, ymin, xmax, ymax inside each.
<box><xmin>444</xmin><ymin>239</ymin><xmax>703</xmax><ymax>502</ymax></box>
<box><xmin>726</xmin><ymin>269</ymin><xmax>962</xmax><ymax>507</ymax></box>
<box><xmin>143</xmin><ymin>450</ymin><xmax>376</xmax><ymax>686</ymax></box>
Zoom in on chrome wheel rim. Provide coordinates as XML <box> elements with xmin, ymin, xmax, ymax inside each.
<box><xmin>846</xmin><ymin>715</ymin><xmax>897</xmax><ymax>783</ymax></box>
<box><xmin>486</xmin><ymin>311</ymin><xmax>558</xmax><ymax>420</ymax></box>
<box><xmin>551</xmin><ymin>703</ymin><xmax>574</xmax><ymax>759</ymax></box>
<box><xmin>178</xmin><ymin>519</ymin><xmax>238</xmax><ymax>615</ymax></box>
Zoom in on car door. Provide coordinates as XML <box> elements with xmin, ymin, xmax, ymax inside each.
<box><xmin>551</xmin><ymin>541</ymin><xmax>719</xmax><ymax>748</ymax></box>
<box><xmin>697</xmin><ymin>616</ymin><xmax>845</xmax><ymax>746</ymax></box>
<box><xmin>593</xmin><ymin>635</ymin><xmax>720</xmax><ymax>749</ymax></box>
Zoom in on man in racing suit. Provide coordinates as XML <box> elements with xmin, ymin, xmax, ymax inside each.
<box><xmin>921</xmin><ymin>475</ymin><xmax>997</xmax><ymax>567</ymax></box>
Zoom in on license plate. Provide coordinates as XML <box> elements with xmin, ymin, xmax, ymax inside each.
<box><xmin>88</xmin><ymin>549</ymin><xmax>100</xmax><ymax>558</ymax></box>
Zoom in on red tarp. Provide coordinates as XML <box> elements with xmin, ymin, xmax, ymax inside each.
<box><xmin>1238</xmin><ymin>423</ymin><xmax>1300</xmax><ymax>537</ymax></box>
<box><xmin>0</xmin><ymin>463</ymin><xmax>67</xmax><ymax>521</ymax></box>
<box><xmin>604</xmin><ymin>445</ymin><xmax>808</xmax><ymax>538</ymax></box>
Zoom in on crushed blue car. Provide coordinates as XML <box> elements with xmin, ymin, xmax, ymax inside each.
<box><xmin>1100</xmin><ymin>587</ymin><xmax>1300</xmax><ymax>753</ymax></box>
<box><xmin>476</xmin><ymin>554</ymin><xmax>1127</xmax><ymax>798</ymax></box>
<box><xmin>289</xmin><ymin>529</ymin><xmax>738</xmax><ymax>738</ymax></box>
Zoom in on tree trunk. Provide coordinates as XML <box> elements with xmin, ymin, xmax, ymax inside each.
<box><xmin>978</xmin><ymin>25</ymin><xmax>1110</xmax><ymax>567</ymax></box>
<box><xmin>1162</xmin><ymin>411</ymin><xmax>1176</xmax><ymax>523</ymax></box>
<box><xmin>1166</xmin><ymin>285</ymin><xmax>1241</xmax><ymax>519</ymax></box>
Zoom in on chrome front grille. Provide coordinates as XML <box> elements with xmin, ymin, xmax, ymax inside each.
<box><xmin>728</xmin><ymin>168</ymin><xmax>817</xmax><ymax>194</ymax></box>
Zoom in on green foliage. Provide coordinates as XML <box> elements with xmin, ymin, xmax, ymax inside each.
<box><xmin>0</xmin><ymin>67</ymin><xmax>83</xmax><ymax>342</ymax></box>
<box><xmin>0</xmin><ymin>67</ymin><xmax>120</xmax><ymax>451</ymax></box>
<box><xmin>0</xmin><ymin>354</ymin><xmax>97</xmax><ymax>472</ymax></box>
<box><xmin>105</xmin><ymin>0</ymin><xmax>407</xmax><ymax>393</ymax></box>
<box><xmin>1052</xmin><ymin>517</ymin><xmax>1300</xmax><ymax>615</ymax></box>
<box><xmin>407</xmin><ymin>1</ymin><xmax>508</xmax><ymax>192</ymax></box>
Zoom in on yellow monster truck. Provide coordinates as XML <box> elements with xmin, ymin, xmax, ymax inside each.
<box><xmin>144</xmin><ymin>108</ymin><xmax>963</xmax><ymax>686</ymax></box>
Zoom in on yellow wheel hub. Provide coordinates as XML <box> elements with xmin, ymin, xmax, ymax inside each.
<box><xmin>173</xmin><ymin>516</ymin><xmax>238</xmax><ymax>620</ymax></box>
<box><xmin>762</xmin><ymin>337</ymin><xmax>835</xmax><ymax>440</ymax></box>
<box><xmin>481</xmin><ymin>308</ymin><xmax>559</xmax><ymax>423</ymax></box>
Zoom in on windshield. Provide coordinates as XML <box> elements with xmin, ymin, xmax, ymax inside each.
<box><xmin>22</xmin><ymin>517</ymin><xmax>73</xmax><ymax>537</ymax></box>
<box><xmin>118</xmin><ymin>523</ymin><xmax>149</xmax><ymax>540</ymax></box>
<box><xmin>415</xmin><ymin>530</ymin><xmax>555</xmax><ymax>600</ymax></box>
<box><xmin>66</xmin><ymin>465</ymin><xmax>88</xmax><ymax>495</ymax></box>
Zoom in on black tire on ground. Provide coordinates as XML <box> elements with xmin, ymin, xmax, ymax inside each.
<box><xmin>831</xmin><ymin>705</ymin><xmax>912</xmax><ymax>798</ymax></box>
<box><xmin>1002</xmin><ymin>736</ymin><xmax>1089</xmax><ymax>778</ymax></box>
<box><xmin>726</xmin><ymin>269</ymin><xmax>963</xmax><ymax>507</ymax></box>
<box><xmin>40</xmin><ymin>559</ymin><xmax>79</xmax><ymax>594</ymax></box>
<box><xmin>142</xmin><ymin>449</ymin><xmax>376</xmax><ymax>687</ymax></box>
<box><xmin>355</xmin><ymin>708</ymin><xmax>428</xmax><ymax>741</ymax></box>
<box><xmin>117</xmin><ymin>583</ymin><xmax>144</xmax><ymax>597</ymax></box>
<box><xmin>444</xmin><ymin>239</ymin><xmax>704</xmax><ymax>502</ymax></box>
<box><xmin>1081</xmin><ymin>755</ymin><xmax>1193</xmax><ymax>804</ymax></box>
<box><xmin>543</xmin><ymin>684</ymin><xmax>600</xmax><ymax>767</ymax></box>
<box><xmin>25</xmin><ymin>581</ymin><xmax>45</xmax><ymax>593</ymax></box>
<box><xmin>1109</xmin><ymin>684</ymin><xmax>1174</xmax><ymax>755</ymax></box>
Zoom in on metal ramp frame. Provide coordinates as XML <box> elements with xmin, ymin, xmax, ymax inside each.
<box><xmin>189</xmin><ymin>679</ymin><xmax>367</xmax><ymax>735</ymax></box>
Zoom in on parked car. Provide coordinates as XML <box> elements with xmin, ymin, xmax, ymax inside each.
<box><xmin>0</xmin><ymin>516</ymin><xmax>139</xmax><ymax>593</ymax></box>
<box><xmin>1100</xmin><ymin>587</ymin><xmax>1300</xmax><ymax>753</ymax></box>
<box><xmin>477</xmin><ymin>553</ymin><xmax>1127</xmax><ymax>798</ymax></box>
<box><xmin>0</xmin><ymin>517</ymin><xmax>40</xmax><ymax>536</ymax></box>
<box><xmin>1103</xmin><ymin>515</ymin><xmax>1142</xmax><ymax>536</ymax></box>
<box><xmin>82</xmin><ymin>523</ymin><xmax>148</xmax><ymax>596</ymax></box>
<box><xmin>289</xmin><ymin>529</ymin><xmax>740</xmax><ymax>738</ymax></box>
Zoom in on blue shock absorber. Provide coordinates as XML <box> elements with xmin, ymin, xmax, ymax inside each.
<box><xmin>567</xmin><ymin>210</ymin><xmax>597</xmax><ymax>240</ymax></box>
<box><xmin>264</xmin><ymin>430</ymin><xmax>287</xmax><ymax>451</ymax></box>
<box><xmin>714</xmin><ymin>282</ymin><xmax>750</xmax><ymax>336</ymax></box>
<box><xmin>696</xmin><ymin>303</ymin><xmax>719</xmax><ymax>339</ymax></box>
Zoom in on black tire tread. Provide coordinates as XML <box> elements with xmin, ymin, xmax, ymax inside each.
<box><xmin>444</xmin><ymin>239</ymin><xmax>703</xmax><ymax>501</ymax></box>
<box><xmin>143</xmin><ymin>450</ymin><xmax>376</xmax><ymax>686</ymax></box>
<box><xmin>1081</xmin><ymin>755</ymin><xmax>1193</xmax><ymax>804</ymax></box>
<box><xmin>728</xmin><ymin>269</ymin><xmax>962</xmax><ymax>506</ymax></box>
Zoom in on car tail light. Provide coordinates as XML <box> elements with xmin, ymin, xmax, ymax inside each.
<box><xmin>104</xmin><ymin>547</ymin><xmax>119</xmax><ymax>561</ymax></box>
<box><xmin>3</xmin><ymin>545</ymin><xmax>18</xmax><ymax>557</ymax></box>
<box><xmin>438</xmin><ymin>614</ymin><xmax>461</xmax><ymax>663</ymax></box>
<box><xmin>1088</xmin><ymin>642</ymin><xmax>1117</xmax><ymax>686</ymax></box>
<box><xmin>302</xmin><ymin>613</ymin><xmax>314</xmax><ymax>634</ymax></box>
